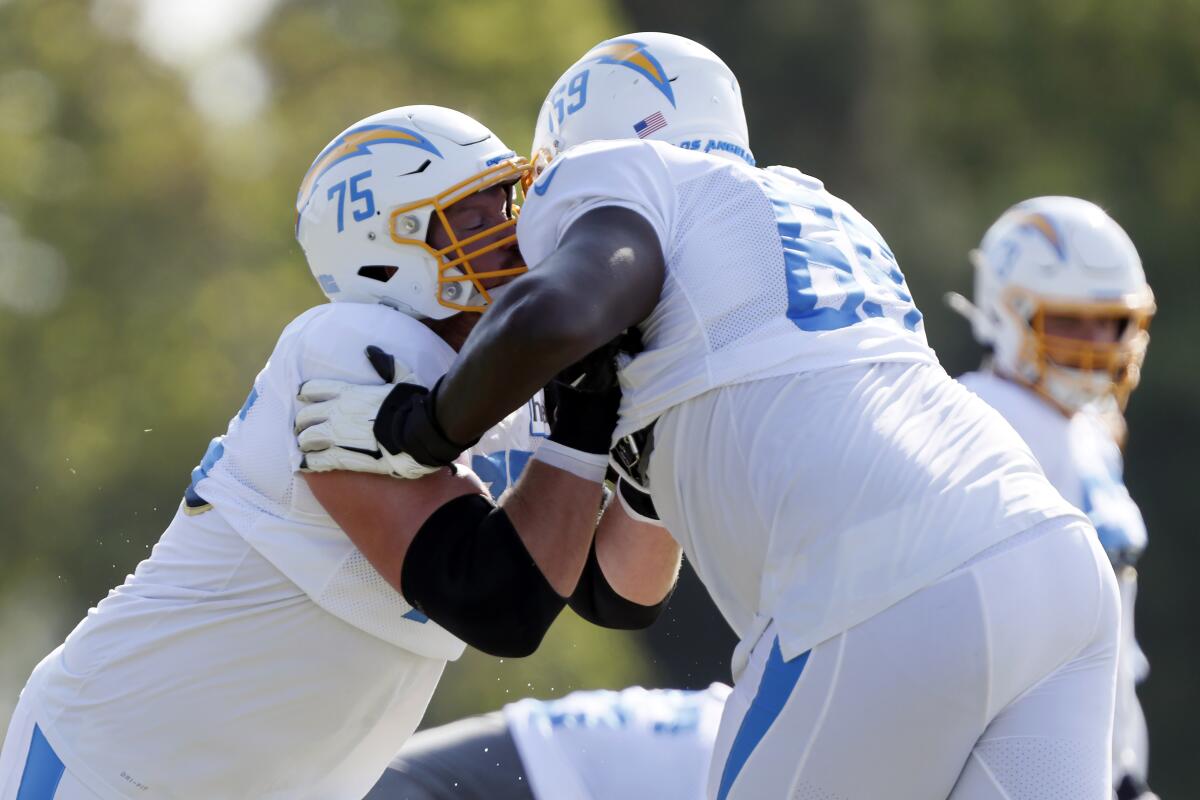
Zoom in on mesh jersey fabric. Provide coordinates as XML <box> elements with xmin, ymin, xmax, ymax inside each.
<box><xmin>516</xmin><ymin>140</ymin><xmax>938</xmax><ymax>439</ymax></box>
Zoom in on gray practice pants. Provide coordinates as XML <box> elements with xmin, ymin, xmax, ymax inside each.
<box><xmin>364</xmin><ymin>712</ymin><xmax>534</xmax><ymax>800</ymax></box>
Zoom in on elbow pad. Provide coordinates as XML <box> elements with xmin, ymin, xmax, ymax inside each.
<box><xmin>568</xmin><ymin>540</ymin><xmax>672</xmax><ymax>630</ymax></box>
<box><xmin>401</xmin><ymin>494</ymin><xmax>566</xmax><ymax>658</ymax></box>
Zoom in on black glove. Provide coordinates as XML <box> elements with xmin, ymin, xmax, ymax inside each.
<box><xmin>365</xmin><ymin>345</ymin><xmax>478</xmax><ymax>468</ymax></box>
<box><xmin>543</xmin><ymin>331</ymin><xmax>641</xmax><ymax>455</ymax></box>
<box><xmin>544</xmin><ymin>374</ymin><xmax>620</xmax><ymax>457</ymax></box>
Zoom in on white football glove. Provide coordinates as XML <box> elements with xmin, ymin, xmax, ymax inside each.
<box><xmin>296</xmin><ymin>356</ymin><xmax>441</xmax><ymax>480</ymax></box>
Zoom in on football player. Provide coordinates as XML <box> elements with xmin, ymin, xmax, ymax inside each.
<box><xmin>0</xmin><ymin>105</ymin><xmax>678</xmax><ymax>800</ymax></box>
<box><xmin>365</xmin><ymin>684</ymin><xmax>729</xmax><ymax>800</ymax></box>
<box><xmin>949</xmin><ymin>196</ymin><xmax>1157</xmax><ymax>800</ymax></box>
<box><xmin>298</xmin><ymin>34</ymin><xmax>1122</xmax><ymax>800</ymax></box>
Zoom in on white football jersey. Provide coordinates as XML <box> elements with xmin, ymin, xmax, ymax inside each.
<box><xmin>20</xmin><ymin>302</ymin><xmax>545</xmax><ymax>799</ymax></box>
<box><xmin>957</xmin><ymin>371</ymin><xmax>1147</xmax><ymax>566</ymax></box>
<box><xmin>517</xmin><ymin>139</ymin><xmax>938</xmax><ymax>439</ymax></box>
<box><xmin>648</xmin><ymin>363</ymin><xmax>1087</xmax><ymax>666</ymax></box>
<box><xmin>192</xmin><ymin>303</ymin><xmax>466</xmax><ymax>657</ymax></box>
<box><xmin>519</xmin><ymin>140</ymin><xmax>1083</xmax><ymax>665</ymax></box>
<box><xmin>504</xmin><ymin>684</ymin><xmax>730</xmax><ymax>800</ymax></box>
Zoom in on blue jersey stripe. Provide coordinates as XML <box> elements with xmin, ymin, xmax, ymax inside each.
<box><xmin>715</xmin><ymin>639</ymin><xmax>810</xmax><ymax>800</ymax></box>
<box><xmin>16</xmin><ymin>725</ymin><xmax>65</xmax><ymax>800</ymax></box>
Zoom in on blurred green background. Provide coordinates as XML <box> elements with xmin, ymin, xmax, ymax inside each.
<box><xmin>1</xmin><ymin>0</ymin><xmax>1197</xmax><ymax>794</ymax></box>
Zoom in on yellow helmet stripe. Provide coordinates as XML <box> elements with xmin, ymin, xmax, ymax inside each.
<box><xmin>296</xmin><ymin>124</ymin><xmax>443</xmax><ymax>213</ymax></box>
<box><xmin>1018</xmin><ymin>212</ymin><xmax>1066</xmax><ymax>260</ymax></box>
<box><xmin>584</xmin><ymin>38</ymin><xmax>675</xmax><ymax>107</ymax></box>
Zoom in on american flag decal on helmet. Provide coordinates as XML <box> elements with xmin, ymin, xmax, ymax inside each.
<box><xmin>633</xmin><ymin>112</ymin><xmax>668</xmax><ymax>138</ymax></box>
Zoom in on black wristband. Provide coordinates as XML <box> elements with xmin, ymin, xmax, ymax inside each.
<box><xmin>374</xmin><ymin>378</ymin><xmax>477</xmax><ymax>468</ymax></box>
<box><xmin>545</xmin><ymin>381</ymin><xmax>620</xmax><ymax>455</ymax></box>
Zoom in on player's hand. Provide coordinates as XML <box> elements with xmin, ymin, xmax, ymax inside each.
<box><xmin>545</xmin><ymin>332</ymin><xmax>638</xmax><ymax>455</ymax></box>
<box><xmin>296</xmin><ymin>346</ymin><xmax>442</xmax><ymax>479</ymax></box>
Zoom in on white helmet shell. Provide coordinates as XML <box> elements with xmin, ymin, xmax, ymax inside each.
<box><xmin>963</xmin><ymin>196</ymin><xmax>1155</xmax><ymax>413</ymax></box>
<box><xmin>529</xmin><ymin>32</ymin><xmax>752</xmax><ymax>177</ymax></box>
<box><xmin>296</xmin><ymin>105</ymin><xmax>529</xmax><ymax>320</ymax></box>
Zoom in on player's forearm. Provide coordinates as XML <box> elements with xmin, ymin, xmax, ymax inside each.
<box><xmin>593</xmin><ymin>497</ymin><xmax>681</xmax><ymax>605</ymax></box>
<box><xmin>436</xmin><ymin>267</ymin><xmax>619</xmax><ymax>445</ymax></box>
<box><xmin>436</xmin><ymin>207</ymin><xmax>665</xmax><ymax>446</ymax></box>
<box><xmin>501</xmin><ymin>458</ymin><xmax>605</xmax><ymax>597</ymax></box>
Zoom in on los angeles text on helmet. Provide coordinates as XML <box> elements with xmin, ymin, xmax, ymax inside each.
<box><xmin>677</xmin><ymin>138</ymin><xmax>755</xmax><ymax>166</ymax></box>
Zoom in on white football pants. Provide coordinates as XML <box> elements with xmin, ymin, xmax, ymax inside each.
<box><xmin>708</xmin><ymin>518</ymin><xmax>1120</xmax><ymax>800</ymax></box>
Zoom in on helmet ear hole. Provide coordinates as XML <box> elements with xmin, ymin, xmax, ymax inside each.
<box><xmin>357</xmin><ymin>265</ymin><xmax>399</xmax><ymax>283</ymax></box>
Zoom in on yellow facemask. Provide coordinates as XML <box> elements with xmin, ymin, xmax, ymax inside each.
<box><xmin>1004</xmin><ymin>286</ymin><xmax>1156</xmax><ymax>413</ymax></box>
<box><xmin>389</xmin><ymin>156</ymin><xmax>533</xmax><ymax>313</ymax></box>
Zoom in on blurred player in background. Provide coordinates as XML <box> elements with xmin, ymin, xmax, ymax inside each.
<box><xmin>0</xmin><ymin>105</ymin><xmax>677</xmax><ymax>800</ymax></box>
<box><xmin>300</xmin><ymin>33</ymin><xmax>1121</xmax><ymax>800</ymax></box>
<box><xmin>365</xmin><ymin>684</ymin><xmax>729</xmax><ymax>800</ymax></box>
<box><xmin>949</xmin><ymin>196</ymin><xmax>1158</xmax><ymax>800</ymax></box>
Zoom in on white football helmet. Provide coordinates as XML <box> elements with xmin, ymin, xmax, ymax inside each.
<box><xmin>526</xmin><ymin>32</ymin><xmax>752</xmax><ymax>185</ymax></box>
<box><xmin>296</xmin><ymin>105</ymin><xmax>530</xmax><ymax>320</ymax></box>
<box><xmin>950</xmin><ymin>196</ymin><xmax>1155</xmax><ymax>414</ymax></box>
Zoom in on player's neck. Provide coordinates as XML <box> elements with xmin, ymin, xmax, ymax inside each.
<box><xmin>991</xmin><ymin>368</ymin><xmax>1073</xmax><ymax>419</ymax></box>
<box><xmin>422</xmin><ymin>313</ymin><xmax>478</xmax><ymax>352</ymax></box>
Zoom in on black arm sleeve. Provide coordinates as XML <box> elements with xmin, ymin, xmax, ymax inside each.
<box><xmin>401</xmin><ymin>494</ymin><xmax>567</xmax><ymax>658</ymax></box>
<box><xmin>567</xmin><ymin>539</ymin><xmax>673</xmax><ymax>630</ymax></box>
